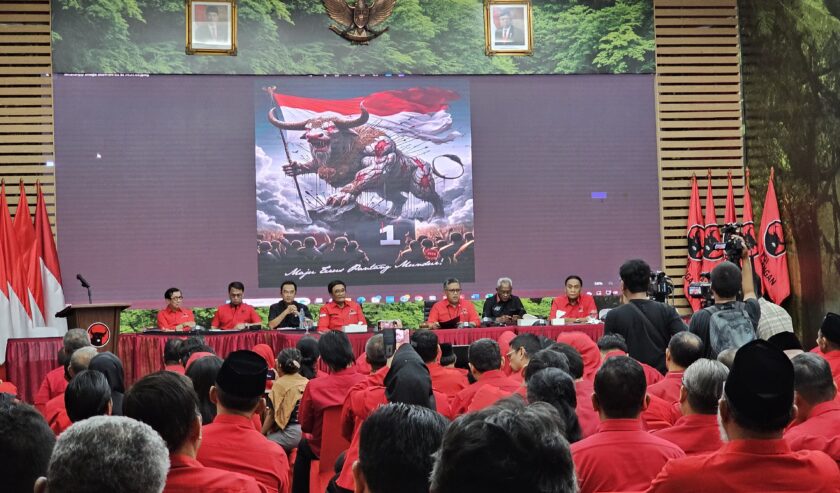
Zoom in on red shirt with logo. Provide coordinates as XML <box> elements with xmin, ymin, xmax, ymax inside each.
<box><xmin>427</xmin><ymin>300</ymin><xmax>480</xmax><ymax>326</ymax></box>
<box><xmin>317</xmin><ymin>300</ymin><xmax>366</xmax><ymax>330</ymax></box>
<box><xmin>211</xmin><ymin>303</ymin><xmax>261</xmax><ymax>330</ymax></box>
<box><xmin>156</xmin><ymin>306</ymin><xmax>196</xmax><ymax>330</ymax></box>
<box><xmin>551</xmin><ymin>294</ymin><xmax>597</xmax><ymax>319</ymax></box>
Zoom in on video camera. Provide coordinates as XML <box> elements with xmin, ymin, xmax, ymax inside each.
<box><xmin>648</xmin><ymin>270</ymin><xmax>674</xmax><ymax>303</ymax></box>
<box><xmin>716</xmin><ymin>222</ymin><xmax>744</xmax><ymax>264</ymax></box>
<box><xmin>687</xmin><ymin>271</ymin><xmax>714</xmax><ymax>308</ymax></box>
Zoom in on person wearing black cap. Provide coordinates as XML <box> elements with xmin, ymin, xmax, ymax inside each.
<box><xmin>648</xmin><ymin>339</ymin><xmax>840</xmax><ymax>492</ymax></box>
<box><xmin>196</xmin><ymin>350</ymin><xmax>290</xmax><ymax>493</ymax></box>
<box><xmin>816</xmin><ymin>312</ymin><xmax>840</xmax><ymax>386</ymax></box>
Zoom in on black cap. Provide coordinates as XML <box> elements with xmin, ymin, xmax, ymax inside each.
<box><xmin>724</xmin><ymin>339</ymin><xmax>793</xmax><ymax>425</ymax></box>
<box><xmin>767</xmin><ymin>331</ymin><xmax>802</xmax><ymax>352</ymax></box>
<box><xmin>216</xmin><ymin>350</ymin><xmax>268</xmax><ymax>398</ymax></box>
<box><xmin>820</xmin><ymin>312</ymin><xmax>840</xmax><ymax>345</ymax></box>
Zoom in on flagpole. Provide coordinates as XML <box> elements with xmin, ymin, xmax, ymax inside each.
<box><xmin>278</xmin><ymin>128</ymin><xmax>311</xmax><ymax>224</ymax></box>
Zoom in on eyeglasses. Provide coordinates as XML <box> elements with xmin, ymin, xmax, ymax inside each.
<box><xmin>446</xmin><ymin>288</ymin><xmax>462</xmax><ymax>293</ymax></box>
<box><xmin>170</xmin><ymin>296</ymin><xmax>184</xmax><ymax>300</ymax></box>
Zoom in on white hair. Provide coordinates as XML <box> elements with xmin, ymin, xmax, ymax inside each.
<box><xmin>496</xmin><ymin>277</ymin><xmax>513</xmax><ymax>289</ymax></box>
<box><xmin>47</xmin><ymin>416</ymin><xmax>168</xmax><ymax>493</ymax></box>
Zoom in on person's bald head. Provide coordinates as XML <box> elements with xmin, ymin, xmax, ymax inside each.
<box><xmin>63</xmin><ymin>329</ymin><xmax>91</xmax><ymax>354</ymax></box>
<box><xmin>69</xmin><ymin>347</ymin><xmax>99</xmax><ymax>376</ymax></box>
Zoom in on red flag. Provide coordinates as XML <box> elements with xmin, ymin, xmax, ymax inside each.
<box><xmin>684</xmin><ymin>174</ymin><xmax>705</xmax><ymax>311</ymax></box>
<box><xmin>758</xmin><ymin>168</ymin><xmax>790</xmax><ymax>303</ymax></box>
<box><xmin>0</xmin><ymin>181</ymin><xmax>33</xmax><ymax>363</ymax></box>
<box><xmin>724</xmin><ymin>171</ymin><xmax>736</xmax><ymax>224</ymax></box>
<box><xmin>702</xmin><ymin>170</ymin><xmax>724</xmax><ymax>273</ymax></box>
<box><xmin>13</xmin><ymin>182</ymin><xmax>45</xmax><ymax>325</ymax></box>
<box><xmin>741</xmin><ymin>169</ymin><xmax>762</xmax><ymax>287</ymax></box>
<box><xmin>34</xmin><ymin>182</ymin><xmax>66</xmax><ymax>331</ymax></box>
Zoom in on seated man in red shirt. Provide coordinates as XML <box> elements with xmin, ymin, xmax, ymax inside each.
<box><xmin>211</xmin><ymin>281</ymin><xmax>262</xmax><ymax>330</ymax></box>
<box><xmin>551</xmin><ymin>275</ymin><xmax>597</xmax><ymax>322</ymax></box>
<box><xmin>450</xmin><ymin>338</ymin><xmax>520</xmax><ymax>415</ymax></box>
<box><xmin>571</xmin><ymin>356</ymin><xmax>685</xmax><ymax>493</ymax></box>
<box><xmin>123</xmin><ymin>371</ymin><xmax>264</xmax><ymax>493</ymax></box>
<box><xmin>45</xmin><ymin>346</ymin><xmax>99</xmax><ymax>435</ymax></box>
<box><xmin>597</xmin><ymin>333</ymin><xmax>663</xmax><ymax>386</ymax></box>
<box><xmin>430</xmin><ymin>399</ymin><xmax>577</xmax><ymax>493</ymax></box>
<box><xmin>317</xmin><ymin>279</ymin><xmax>366</xmax><ymax>331</ymax></box>
<box><xmin>653</xmin><ymin>358</ymin><xmax>728</xmax><ymax>455</ymax></box>
<box><xmin>785</xmin><ymin>352</ymin><xmax>840</xmax><ymax>462</ymax></box>
<box><xmin>163</xmin><ymin>339</ymin><xmax>185</xmax><ymax>374</ymax></box>
<box><xmin>197</xmin><ymin>350</ymin><xmax>289</xmax><ymax>493</ymax></box>
<box><xmin>427</xmin><ymin>278</ymin><xmax>480</xmax><ymax>329</ymax></box>
<box><xmin>816</xmin><ymin>312</ymin><xmax>840</xmax><ymax>386</ymax></box>
<box><xmin>550</xmin><ymin>342</ymin><xmax>599</xmax><ymax>438</ymax></box>
<box><xmin>34</xmin><ymin>328</ymin><xmax>91</xmax><ymax>415</ymax></box>
<box><xmin>293</xmin><ymin>330</ymin><xmax>365</xmax><ymax>493</ymax></box>
<box><xmin>410</xmin><ymin>330</ymin><xmax>468</xmax><ymax>400</ymax></box>
<box><xmin>648</xmin><ymin>331</ymin><xmax>705</xmax><ymax>404</ymax></box>
<box><xmin>64</xmin><ymin>370</ymin><xmax>113</xmax><ymax>424</ymax></box>
<box><xmin>156</xmin><ymin>287</ymin><xmax>196</xmax><ymax>331</ymax></box>
<box><xmin>506</xmin><ymin>333</ymin><xmax>542</xmax><ymax>383</ymax></box>
<box><xmin>649</xmin><ymin>340</ymin><xmax>840</xmax><ymax>492</ymax></box>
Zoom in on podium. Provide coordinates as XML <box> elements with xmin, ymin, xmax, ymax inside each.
<box><xmin>56</xmin><ymin>303</ymin><xmax>131</xmax><ymax>354</ymax></box>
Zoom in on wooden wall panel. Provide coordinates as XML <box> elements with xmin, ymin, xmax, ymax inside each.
<box><xmin>0</xmin><ymin>0</ymin><xmax>55</xmax><ymax>228</ymax></box>
<box><xmin>654</xmin><ymin>0</ymin><xmax>745</xmax><ymax>314</ymax></box>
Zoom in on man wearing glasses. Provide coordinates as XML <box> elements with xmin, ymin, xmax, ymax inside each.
<box><xmin>157</xmin><ymin>287</ymin><xmax>196</xmax><ymax>331</ymax></box>
<box><xmin>211</xmin><ymin>281</ymin><xmax>262</xmax><ymax>330</ymax></box>
<box><xmin>427</xmin><ymin>278</ymin><xmax>481</xmax><ymax>329</ymax></box>
<box><xmin>482</xmin><ymin>277</ymin><xmax>526</xmax><ymax>326</ymax></box>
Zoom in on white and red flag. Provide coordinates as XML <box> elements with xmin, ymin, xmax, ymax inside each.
<box><xmin>13</xmin><ymin>182</ymin><xmax>45</xmax><ymax>327</ymax></box>
<box><xmin>34</xmin><ymin>181</ymin><xmax>67</xmax><ymax>332</ymax></box>
<box><xmin>758</xmin><ymin>168</ymin><xmax>790</xmax><ymax>304</ymax></box>
<box><xmin>0</xmin><ymin>181</ymin><xmax>34</xmax><ymax>363</ymax></box>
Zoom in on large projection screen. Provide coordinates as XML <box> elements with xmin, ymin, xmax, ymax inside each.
<box><xmin>54</xmin><ymin>74</ymin><xmax>660</xmax><ymax>308</ymax></box>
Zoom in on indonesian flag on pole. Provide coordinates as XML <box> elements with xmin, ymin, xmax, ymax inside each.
<box><xmin>758</xmin><ymin>168</ymin><xmax>790</xmax><ymax>304</ymax></box>
<box><xmin>270</xmin><ymin>87</ymin><xmax>462</xmax><ymax>144</ymax></box>
<box><xmin>13</xmin><ymin>182</ymin><xmax>45</xmax><ymax>327</ymax></box>
<box><xmin>683</xmin><ymin>174</ymin><xmax>705</xmax><ymax>311</ymax></box>
<box><xmin>0</xmin><ymin>181</ymin><xmax>33</xmax><ymax>364</ymax></box>
<box><xmin>34</xmin><ymin>181</ymin><xmax>67</xmax><ymax>333</ymax></box>
<box><xmin>741</xmin><ymin>168</ymin><xmax>762</xmax><ymax>288</ymax></box>
<box><xmin>702</xmin><ymin>170</ymin><xmax>724</xmax><ymax>274</ymax></box>
<box><xmin>724</xmin><ymin>171</ymin><xmax>736</xmax><ymax>224</ymax></box>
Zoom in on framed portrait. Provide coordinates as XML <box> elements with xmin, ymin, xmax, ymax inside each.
<box><xmin>186</xmin><ymin>0</ymin><xmax>237</xmax><ymax>55</ymax></box>
<box><xmin>484</xmin><ymin>0</ymin><xmax>533</xmax><ymax>56</ymax></box>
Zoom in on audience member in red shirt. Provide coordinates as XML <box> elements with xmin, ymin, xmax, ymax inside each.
<box><xmin>527</xmin><ymin>367</ymin><xmax>583</xmax><ymax>443</ymax></box>
<box><xmin>34</xmin><ymin>328</ymin><xmax>91</xmax><ymax>414</ymax></box>
<box><xmin>430</xmin><ymin>399</ymin><xmax>577</xmax><ymax>493</ymax></box>
<box><xmin>649</xmin><ymin>339</ymin><xmax>840</xmax><ymax>493</ymax></box>
<box><xmin>506</xmin><ymin>333</ymin><xmax>542</xmax><ymax>383</ymax></box>
<box><xmin>409</xmin><ymin>330</ymin><xmax>468</xmax><ymax>401</ymax></box>
<box><xmin>653</xmin><ymin>358</ymin><xmax>728</xmax><ymax>455</ymax></box>
<box><xmin>571</xmin><ymin>356</ymin><xmax>685</xmax><ymax>493</ymax></box>
<box><xmin>785</xmin><ymin>352</ymin><xmax>840</xmax><ymax>462</ymax></box>
<box><xmin>0</xmin><ymin>379</ymin><xmax>17</xmax><ymax>396</ymax></box>
<box><xmin>550</xmin><ymin>342</ymin><xmax>600</xmax><ymax>437</ymax></box>
<box><xmin>197</xmin><ymin>350</ymin><xmax>289</xmax><ymax>493</ymax></box>
<box><xmin>211</xmin><ymin>281</ymin><xmax>262</xmax><ymax>330</ymax></box>
<box><xmin>451</xmin><ymin>338</ymin><xmax>521</xmax><ymax>415</ymax></box>
<box><xmin>293</xmin><ymin>330</ymin><xmax>365</xmax><ymax>493</ymax></box>
<box><xmin>64</xmin><ymin>370</ymin><xmax>113</xmax><ymax>424</ymax></box>
<box><xmin>46</xmin><ymin>346</ymin><xmax>99</xmax><ymax>435</ymax></box>
<box><xmin>163</xmin><ymin>338</ymin><xmax>185</xmax><ymax>375</ymax></box>
<box><xmin>156</xmin><ymin>287</ymin><xmax>196</xmax><ymax>331</ymax></box>
<box><xmin>1</xmin><ymin>395</ymin><xmax>55</xmax><ymax>493</ymax></box>
<box><xmin>649</xmin><ymin>331</ymin><xmax>704</xmax><ymax>404</ymax></box>
<box><xmin>427</xmin><ymin>278</ymin><xmax>480</xmax><ymax>328</ymax></box>
<box><xmin>317</xmin><ymin>280</ymin><xmax>367</xmax><ymax>330</ymax></box>
<box><xmin>556</xmin><ymin>331</ymin><xmax>602</xmax><ymax>381</ymax></box>
<box><xmin>497</xmin><ymin>330</ymin><xmax>516</xmax><ymax>376</ymax></box>
<box><xmin>598</xmin><ymin>333</ymin><xmax>664</xmax><ymax>385</ymax></box>
<box><xmin>816</xmin><ymin>312</ymin><xmax>840</xmax><ymax>387</ymax></box>
<box><xmin>123</xmin><ymin>370</ymin><xmax>265</xmax><ymax>493</ymax></box>
<box><xmin>551</xmin><ymin>275</ymin><xmax>598</xmax><ymax>322</ymax></box>
<box><xmin>340</xmin><ymin>334</ymin><xmax>389</xmax><ymax>441</ymax></box>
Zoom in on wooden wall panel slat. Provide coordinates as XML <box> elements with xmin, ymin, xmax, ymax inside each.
<box><xmin>654</xmin><ymin>0</ymin><xmax>744</xmax><ymax>314</ymax></box>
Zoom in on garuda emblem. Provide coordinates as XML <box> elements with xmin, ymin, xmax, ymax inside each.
<box><xmin>324</xmin><ymin>0</ymin><xmax>395</xmax><ymax>44</ymax></box>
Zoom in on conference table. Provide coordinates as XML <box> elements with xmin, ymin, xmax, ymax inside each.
<box><xmin>6</xmin><ymin>323</ymin><xmax>604</xmax><ymax>404</ymax></box>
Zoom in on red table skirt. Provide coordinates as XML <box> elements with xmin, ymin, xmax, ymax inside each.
<box><xmin>6</xmin><ymin>324</ymin><xmax>603</xmax><ymax>405</ymax></box>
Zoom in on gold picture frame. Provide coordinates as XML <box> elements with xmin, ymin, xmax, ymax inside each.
<box><xmin>484</xmin><ymin>0</ymin><xmax>533</xmax><ymax>56</ymax></box>
<box><xmin>186</xmin><ymin>0</ymin><xmax>237</xmax><ymax>55</ymax></box>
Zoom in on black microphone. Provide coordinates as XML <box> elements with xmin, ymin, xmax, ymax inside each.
<box><xmin>76</xmin><ymin>274</ymin><xmax>90</xmax><ymax>288</ymax></box>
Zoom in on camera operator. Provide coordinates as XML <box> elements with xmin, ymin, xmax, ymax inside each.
<box><xmin>688</xmin><ymin>235</ymin><xmax>760</xmax><ymax>359</ymax></box>
<box><xmin>604</xmin><ymin>259</ymin><xmax>687</xmax><ymax>374</ymax></box>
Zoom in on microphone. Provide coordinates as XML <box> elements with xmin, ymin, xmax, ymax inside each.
<box><xmin>76</xmin><ymin>274</ymin><xmax>90</xmax><ymax>289</ymax></box>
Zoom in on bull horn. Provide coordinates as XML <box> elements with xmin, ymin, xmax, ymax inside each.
<box><xmin>334</xmin><ymin>105</ymin><xmax>369</xmax><ymax>129</ymax></box>
<box><xmin>267</xmin><ymin>107</ymin><xmax>308</xmax><ymax>131</ymax></box>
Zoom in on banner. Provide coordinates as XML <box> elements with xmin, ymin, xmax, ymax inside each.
<box><xmin>254</xmin><ymin>80</ymin><xmax>474</xmax><ymax>287</ymax></box>
<box><xmin>741</xmin><ymin>168</ymin><xmax>762</xmax><ymax>286</ymax></box>
<box><xmin>702</xmin><ymin>171</ymin><xmax>724</xmax><ymax>274</ymax></box>
<box><xmin>684</xmin><ymin>174</ymin><xmax>705</xmax><ymax>311</ymax></box>
<box><xmin>759</xmin><ymin>168</ymin><xmax>790</xmax><ymax>303</ymax></box>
